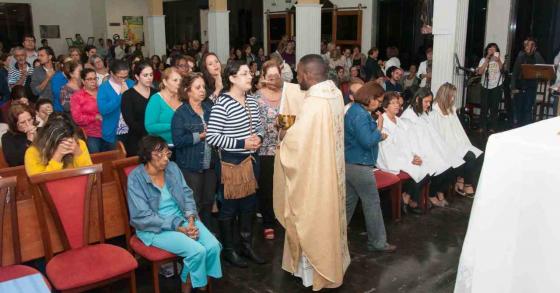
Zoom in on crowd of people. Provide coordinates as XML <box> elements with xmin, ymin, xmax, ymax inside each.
<box><xmin>1</xmin><ymin>32</ymin><xmax>554</xmax><ymax>292</ymax></box>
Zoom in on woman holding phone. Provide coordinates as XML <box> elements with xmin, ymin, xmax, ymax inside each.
<box><xmin>477</xmin><ymin>43</ymin><xmax>503</xmax><ymax>133</ymax></box>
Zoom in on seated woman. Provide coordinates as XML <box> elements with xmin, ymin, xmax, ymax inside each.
<box><xmin>344</xmin><ymin>81</ymin><xmax>396</xmax><ymax>252</ymax></box>
<box><xmin>172</xmin><ymin>72</ymin><xmax>217</xmax><ymax>229</ymax></box>
<box><xmin>127</xmin><ymin>135</ymin><xmax>222</xmax><ymax>292</ymax></box>
<box><xmin>429</xmin><ymin>83</ymin><xmax>483</xmax><ymax>197</ymax></box>
<box><xmin>2</xmin><ymin>104</ymin><xmax>37</xmax><ymax>166</ymax></box>
<box><xmin>399</xmin><ymin>88</ymin><xmax>464</xmax><ymax>207</ymax></box>
<box><xmin>376</xmin><ymin>92</ymin><xmax>431</xmax><ymax>213</ymax></box>
<box><xmin>24</xmin><ymin>113</ymin><xmax>92</xmax><ymax>176</ymax></box>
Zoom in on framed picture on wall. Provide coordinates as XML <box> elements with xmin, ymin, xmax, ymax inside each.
<box><xmin>65</xmin><ymin>38</ymin><xmax>73</xmax><ymax>47</ymax></box>
<box><xmin>39</xmin><ymin>25</ymin><xmax>60</xmax><ymax>39</ymax></box>
<box><xmin>122</xmin><ymin>16</ymin><xmax>144</xmax><ymax>43</ymax></box>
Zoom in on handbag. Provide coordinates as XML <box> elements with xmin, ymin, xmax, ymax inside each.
<box><xmin>220</xmin><ymin>98</ymin><xmax>258</xmax><ymax>199</ymax></box>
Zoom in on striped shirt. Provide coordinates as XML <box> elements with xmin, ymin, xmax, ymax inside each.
<box><xmin>207</xmin><ymin>93</ymin><xmax>264</xmax><ymax>154</ymax></box>
<box><xmin>7</xmin><ymin>63</ymin><xmax>33</xmax><ymax>88</ymax></box>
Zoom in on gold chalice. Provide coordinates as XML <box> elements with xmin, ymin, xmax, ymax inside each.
<box><xmin>276</xmin><ymin>114</ymin><xmax>296</xmax><ymax>130</ymax></box>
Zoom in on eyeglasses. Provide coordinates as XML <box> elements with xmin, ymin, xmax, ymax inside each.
<box><xmin>152</xmin><ymin>150</ymin><xmax>172</xmax><ymax>160</ymax></box>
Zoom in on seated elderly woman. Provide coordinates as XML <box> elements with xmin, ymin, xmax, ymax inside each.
<box><xmin>399</xmin><ymin>88</ymin><xmax>465</xmax><ymax>207</ymax></box>
<box><xmin>24</xmin><ymin>113</ymin><xmax>92</xmax><ymax>176</ymax></box>
<box><xmin>127</xmin><ymin>135</ymin><xmax>222</xmax><ymax>292</ymax></box>
<box><xmin>2</xmin><ymin>104</ymin><xmax>37</xmax><ymax>166</ymax></box>
<box><xmin>429</xmin><ymin>83</ymin><xmax>483</xmax><ymax>197</ymax></box>
<box><xmin>376</xmin><ymin>91</ymin><xmax>431</xmax><ymax>214</ymax></box>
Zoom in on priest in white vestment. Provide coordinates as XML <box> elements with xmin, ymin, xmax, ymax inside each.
<box><xmin>273</xmin><ymin>54</ymin><xmax>350</xmax><ymax>291</ymax></box>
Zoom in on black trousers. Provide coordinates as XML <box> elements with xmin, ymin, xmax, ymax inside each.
<box><xmin>404</xmin><ymin>175</ymin><xmax>429</xmax><ymax>203</ymax></box>
<box><xmin>454</xmin><ymin>151</ymin><xmax>481</xmax><ymax>185</ymax></box>
<box><xmin>480</xmin><ymin>86</ymin><xmax>502</xmax><ymax>130</ymax></box>
<box><xmin>430</xmin><ymin>168</ymin><xmax>454</xmax><ymax>197</ymax></box>
<box><xmin>257</xmin><ymin>155</ymin><xmax>276</xmax><ymax>229</ymax></box>
<box><xmin>218</xmin><ymin>152</ymin><xmax>259</xmax><ymax>220</ymax></box>
<box><xmin>182</xmin><ymin>168</ymin><xmax>217</xmax><ymax>229</ymax></box>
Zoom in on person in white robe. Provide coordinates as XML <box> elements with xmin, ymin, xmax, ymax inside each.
<box><xmin>376</xmin><ymin>91</ymin><xmax>431</xmax><ymax>213</ymax></box>
<box><xmin>429</xmin><ymin>83</ymin><xmax>483</xmax><ymax>197</ymax></box>
<box><xmin>399</xmin><ymin>88</ymin><xmax>464</xmax><ymax>207</ymax></box>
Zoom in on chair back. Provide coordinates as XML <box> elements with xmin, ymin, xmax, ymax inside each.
<box><xmin>0</xmin><ymin>149</ymin><xmax>9</xmax><ymax>169</ymax></box>
<box><xmin>29</xmin><ymin>164</ymin><xmax>104</xmax><ymax>260</ymax></box>
<box><xmin>91</xmin><ymin>145</ymin><xmax>126</xmax><ymax>183</ymax></box>
<box><xmin>0</xmin><ymin>166</ymin><xmax>33</xmax><ymax>200</ymax></box>
<box><xmin>111</xmin><ymin>156</ymin><xmax>140</xmax><ymax>246</ymax></box>
<box><xmin>0</xmin><ymin>176</ymin><xmax>20</xmax><ymax>265</ymax></box>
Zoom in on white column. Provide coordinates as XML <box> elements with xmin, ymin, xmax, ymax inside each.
<box><xmin>295</xmin><ymin>3</ymin><xmax>322</xmax><ymax>63</ymax></box>
<box><xmin>485</xmin><ymin>0</ymin><xmax>514</xmax><ymax>55</ymax></box>
<box><xmin>432</xmin><ymin>0</ymin><xmax>469</xmax><ymax>108</ymax></box>
<box><xmin>146</xmin><ymin>15</ymin><xmax>166</xmax><ymax>57</ymax></box>
<box><xmin>452</xmin><ymin>0</ymin><xmax>470</xmax><ymax>108</ymax></box>
<box><xmin>208</xmin><ymin>10</ymin><xmax>230</xmax><ymax>64</ymax></box>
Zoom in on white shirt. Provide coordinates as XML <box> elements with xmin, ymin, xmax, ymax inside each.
<box><xmin>417</xmin><ymin>60</ymin><xmax>429</xmax><ymax>78</ymax></box>
<box><xmin>281</xmin><ymin>61</ymin><xmax>293</xmax><ymax>82</ymax></box>
<box><xmin>114</xmin><ymin>46</ymin><xmax>125</xmax><ymax>60</ymax></box>
<box><xmin>428</xmin><ymin>103</ymin><xmax>483</xmax><ymax>161</ymax></box>
<box><xmin>553</xmin><ymin>51</ymin><xmax>560</xmax><ymax>89</ymax></box>
<box><xmin>477</xmin><ymin>57</ymin><xmax>503</xmax><ymax>89</ymax></box>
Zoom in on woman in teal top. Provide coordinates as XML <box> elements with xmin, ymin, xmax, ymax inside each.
<box><xmin>127</xmin><ymin>135</ymin><xmax>222</xmax><ymax>291</ymax></box>
<box><xmin>145</xmin><ymin>67</ymin><xmax>183</xmax><ymax>145</ymax></box>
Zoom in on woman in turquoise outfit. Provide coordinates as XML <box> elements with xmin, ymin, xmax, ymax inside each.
<box><xmin>145</xmin><ymin>67</ymin><xmax>183</xmax><ymax>145</ymax></box>
<box><xmin>127</xmin><ymin>135</ymin><xmax>222</xmax><ymax>292</ymax></box>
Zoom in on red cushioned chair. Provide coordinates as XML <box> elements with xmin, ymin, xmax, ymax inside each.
<box><xmin>373</xmin><ymin>170</ymin><xmax>402</xmax><ymax>221</ymax></box>
<box><xmin>113</xmin><ymin>156</ymin><xmax>188</xmax><ymax>293</ymax></box>
<box><xmin>29</xmin><ymin>164</ymin><xmax>138</xmax><ymax>292</ymax></box>
<box><xmin>396</xmin><ymin>172</ymin><xmax>430</xmax><ymax>212</ymax></box>
<box><xmin>0</xmin><ymin>176</ymin><xmax>51</xmax><ymax>289</ymax></box>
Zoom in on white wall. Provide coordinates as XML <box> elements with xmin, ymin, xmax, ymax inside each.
<box><xmin>8</xmin><ymin>0</ymin><xmax>94</xmax><ymax>56</ymax></box>
<box><xmin>485</xmin><ymin>0</ymin><xmax>513</xmax><ymax>56</ymax></box>
<box><xmin>262</xmin><ymin>0</ymin><xmax>375</xmax><ymax>55</ymax></box>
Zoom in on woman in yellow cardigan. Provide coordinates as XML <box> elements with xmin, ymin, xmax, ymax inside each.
<box><xmin>25</xmin><ymin>113</ymin><xmax>92</xmax><ymax>176</ymax></box>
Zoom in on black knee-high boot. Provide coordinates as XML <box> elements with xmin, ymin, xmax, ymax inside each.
<box><xmin>239</xmin><ymin>213</ymin><xmax>266</xmax><ymax>264</ymax></box>
<box><xmin>218</xmin><ymin>218</ymin><xmax>248</xmax><ymax>268</ymax></box>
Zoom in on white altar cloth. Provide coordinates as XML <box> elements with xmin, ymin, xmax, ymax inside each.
<box><xmin>455</xmin><ymin>117</ymin><xmax>560</xmax><ymax>293</ymax></box>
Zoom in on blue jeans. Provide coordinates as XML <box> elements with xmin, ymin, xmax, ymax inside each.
<box><xmin>345</xmin><ymin>163</ymin><xmax>388</xmax><ymax>250</ymax></box>
<box><xmin>514</xmin><ymin>88</ymin><xmax>537</xmax><ymax>126</ymax></box>
<box><xmin>149</xmin><ymin>220</ymin><xmax>222</xmax><ymax>287</ymax></box>
<box><xmin>86</xmin><ymin>137</ymin><xmax>116</xmax><ymax>153</ymax></box>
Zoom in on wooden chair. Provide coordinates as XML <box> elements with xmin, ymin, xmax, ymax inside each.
<box><xmin>112</xmin><ymin>156</ymin><xmax>183</xmax><ymax>293</ymax></box>
<box><xmin>374</xmin><ymin>170</ymin><xmax>402</xmax><ymax>221</ymax></box>
<box><xmin>91</xmin><ymin>145</ymin><xmax>127</xmax><ymax>184</ymax></box>
<box><xmin>0</xmin><ymin>165</ymin><xmax>34</xmax><ymax>200</ymax></box>
<box><xmin>0</xmin><ymin>176</ymin><xmax>51</xmax><ymax>290</ymax></box>
<box><xmin>0</xmin><ymin>148</ymin><xmax>9</xmax><ymax>169</ymax></box>
<box><xmin>29</xmin><ymin>164</ymin><xmax>138</xmax><ymax>292</ymax></box>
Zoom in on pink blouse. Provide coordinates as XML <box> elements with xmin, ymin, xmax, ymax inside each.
<box><xmin>71</xmin><ymin>89</ymin><xmax>102</xmax><ymax>138</ymax></box>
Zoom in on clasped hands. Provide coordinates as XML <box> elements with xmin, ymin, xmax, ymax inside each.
<box><xmin>177</xmin><ymin>218</ymin><xmax>199</xmax><ymax>240</ymax></box>
<box><xmin>244</xmin><ymin>134</ymin><xmax>262</xmax><ymax>151</ymax></box>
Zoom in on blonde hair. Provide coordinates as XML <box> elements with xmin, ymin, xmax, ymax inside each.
<box><xmin>434</xmin><ymin>82</ymin><xmax>457</xmax><ymax>115</ymax></box>
<box><xmin>159</xmin><ymin>67</ymin><xmax>180</xmax><ymax>90</ymax></box>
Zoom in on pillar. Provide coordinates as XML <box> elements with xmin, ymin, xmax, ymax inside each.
<box><xmin>146</xmin><ymin>0</ymin><xmax>166</xmax><ymax>57</ymax></box>
<box><xmin>485</xmin><ymin>0</ymin><xmax>514</xmax><ymax>57</ymax></box>
<box><xmin>208</xmin><ymin>0</ymin><xmax>230</xmax><ymax>64</ymax></box>
<box><xmin>431</xmin><ymin>0</ymin><xmax>469</xmax><ymax>108</ymax></box>
<box><xmin>295</xmin><ymin>0</ymin><xmax>321</xmax><ymax>63</ymax></box>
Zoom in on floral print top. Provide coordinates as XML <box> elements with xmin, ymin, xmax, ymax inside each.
<box><xmin>255</xmin><ymin>91</ymin><xmax>280</xmax><ymax>156</ymax></box>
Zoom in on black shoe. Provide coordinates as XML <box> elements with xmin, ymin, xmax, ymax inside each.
<box><xmin>409</xmin><ymin>207</ymin><xmax>423</xmax><ymax>215</ymax></box>
<box><xmin>401</xmin><ymin>203</ymin><xmax>409</xmax><ymax>215</ymax></box>
<box><xmin>218</xmin><ymin>219</ymin><xmax>248</xmax><ymax>268</ymax></box>
<box><xmin>239</xmin><ymin>213</ymin><xmax>266</xmax><ymax>264</ymax></box>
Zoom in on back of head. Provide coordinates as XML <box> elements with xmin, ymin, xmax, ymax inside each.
<box><xmin>354</xmin><ymin>81</ymin><xmax>385</xmax><ymax>107</ymax></box>
<box><xmin>299</xmin><ymin>54</ymin><xmax>328</xmax><ymax>81</ymax></box>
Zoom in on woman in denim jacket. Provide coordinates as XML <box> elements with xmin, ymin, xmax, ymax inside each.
<box><xmin>172</xmin><ymin>72</ymin><xmax>217</xmax><ymax>230</ymax></box>
<box><xmin>127</xmin><ymin>135</ymin><xmax>222</xmax><ymax>292</ymax></box>
<box><xmin>344</xmin><ymin>81</ymin><xmax>396</xmax><ymax>253</ymax></box>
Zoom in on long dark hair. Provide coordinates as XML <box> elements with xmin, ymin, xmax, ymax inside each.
<box><xmin>484</xmin><ymin>43</ymin><xmax>501</xmax><ymax>56</ymax></box>
<box><xmin>33</xmin><ymin>113</ymin><xmax>80</xmax><ymax>167</ymax></box>
<box><xmin>410</xmin><ymin>87</ymin><xmax>433</xmax><ymax>116</ymax></box>
<box><xmin>201</xmin><ymin>52</ymin><xmax>220</xmax><ymax>94</ymax></box>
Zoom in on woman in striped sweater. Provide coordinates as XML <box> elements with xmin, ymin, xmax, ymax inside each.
<box><xmin>207</xmin><ymin>60</ymin><xmax>265</xmax><ymax>268</ymax></box>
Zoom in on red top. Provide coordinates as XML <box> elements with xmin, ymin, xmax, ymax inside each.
<box><xmin>71</xmin><ymin>89</ymin><xmax>102</xmax><ymax>138</ymax></box>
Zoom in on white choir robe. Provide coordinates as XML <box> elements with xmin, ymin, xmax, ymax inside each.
<box><xmin>428</xmin><ymin>103</ymin><xmax>483</xmax><ymax>161</ymax></box>
<box><xmin>376</xmin><ymin>113</ymin><xmax>431</xmax><ymax>183</ymax></box>
<box><xmin>399</xmin><ymin>107</ymin><xmax>464</xmax><ymax>176</ymax></box>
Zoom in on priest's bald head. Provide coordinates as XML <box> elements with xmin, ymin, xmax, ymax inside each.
<box><xmin>297</xmin><ymin>54</ymin><xmax>328</xmax><ymax>90</ymax></box>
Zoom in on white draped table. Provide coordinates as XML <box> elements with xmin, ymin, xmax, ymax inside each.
<box><xmin>455</xmin><ymin>117</ymin><xmax>560</xmax><ymax>293</ymax></box>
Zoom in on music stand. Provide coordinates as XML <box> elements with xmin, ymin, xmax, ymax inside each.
<box><xmin>521</xmin><ymin>64</ymin><xmax>555</xmax><ymax>120</ymax></box>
